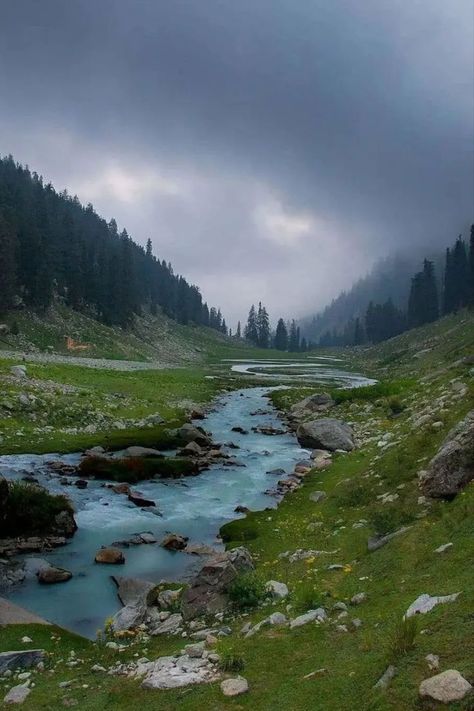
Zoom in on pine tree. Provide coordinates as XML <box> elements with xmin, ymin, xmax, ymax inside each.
<box><xmin>353</xmin><ymin>317</ymin><xmax>365</xmax><ymax>345</ymax></box>
<box><xmin>469</xmin><ymin>225</ymin><xmax>474</xmax><ymax>305</ymax></box>
<box><xmin>236</xmin><ymin>321</ymin><xmax>242</xmax><ymax>338</ymax></box>
<box><xmin>274</xmin><ymin>318</ymin><xmax>288</xmax><ymax>350</ymax></box>
<box><xmin>288</xmin><ymin>320</ymin><xmax>300</xmax><ymax>351</ymax></box>
<box><xmin>257</xmin><ymin>302</ymin><xmax>270</xmax><ymax>348</ymax></box>
<box><xmin>0</xmin><ymin>216</ymin><xmax>17</xmax><ymax>314</ymax></box>
<box><xmin>244</xmin><ymin>305</ymin><xmax>259</xmax><ymax>345</ymax></box>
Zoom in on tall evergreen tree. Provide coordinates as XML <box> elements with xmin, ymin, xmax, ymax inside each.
<box><xmin>0</xmin><ymin>216</ymin><xmax>17</xmax><ymax>315</ymax></box>
<box><xmin>256</xmin><ymin>302</ymin><xmax>270</xmax><ymax>348</ymax></box>
<box><xmin>288</xmin><ymin>320</ymin><xmax>300</xmax><ymax>351</ymax></box>
<box><xmin>236</xmin><ymin>321</ymin><xmax>242</xmax><ymax>338</ymax></box>
<box><xmin>244</xmin><ymin>305</ymin><xmax>259</xmax><ymax>345</ymax></box>
<box><xmin>274</xmin><ymin>318</ymin><xmax>288</xmax><ymax>350</ymax></box>
<box><xmin>469</xmin><ymin>225</ymin><xmax>474</xmax><ymax>305</ymax></box>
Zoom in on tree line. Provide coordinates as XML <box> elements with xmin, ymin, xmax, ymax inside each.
<box><xmin>316</xmin><ymin>228</ymin><xmax>474</xmax><ymax>346</ymax></box>
<box><xmin>0</xmin><ymin>155</ymin><xmax>226</xmax><ymax>331</ymax></box>
<box><xmin>241</xmin><ymin>302</ymin><xmax>311</xmax><ymax>352</ymax></box>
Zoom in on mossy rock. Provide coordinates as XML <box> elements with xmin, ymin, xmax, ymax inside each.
<box><xmin>78</xmin><ymin>455</ymin><xmax>198</xmax><ymax>483</ymax></box>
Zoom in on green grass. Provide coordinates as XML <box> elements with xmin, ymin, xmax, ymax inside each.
<box><xmin>78</xmin><ymin>454</ymin><xmax>198</xmax><ymax>482</ymax></box>
<box><xmin>0</xmin><ymin>481</ymin><xmax>74</xmax><ymax>538</ymax></box>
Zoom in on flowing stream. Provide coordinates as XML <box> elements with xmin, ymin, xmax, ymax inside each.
<box><xmin>0</xmin><ymin>359</ymin><xmax>374</xmax><ymax>638</ymax></box>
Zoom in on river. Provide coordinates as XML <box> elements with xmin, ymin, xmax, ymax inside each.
<box><xmin>0</xmin><ymin>359</ymin><xmax>374</xmax><ymax>638</ymax></box>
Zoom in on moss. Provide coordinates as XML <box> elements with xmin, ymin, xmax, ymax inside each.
<box><xmin>78</xmin><ymin>455</ymin><xmax>198</xmax><ymax>483</ymax></box>
<box><xmin>0</xmin><ymin>480</ymin><xmax>74</xmax><ymax>537</ymax></box>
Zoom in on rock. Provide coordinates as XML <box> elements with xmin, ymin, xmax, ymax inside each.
<box><xmin>74</xmin><ymin>479</ymin><xmax>88</xmax><ymax>489</ymax></box>
<box><xmin>350</xmin><ymin>592</ymin><xmax>367</xmax><ymax>606</ymax></box>
<box><xmin>367</xmin><ymin>526</ymin><xmax>412</xmax><ymax>551</ymax></box>
<box><xmin>128</xmin><ymin>491</ymin><xmax>156</xmax><ymax>507</ymax></box>
<box><xmin>122</xmin><ymin>446</ymin><xmax>164</xmax><ymax>458</ymax></box>
<box><xmin>435</xmin><ymin>542</ymin><xmax>453</xmax><ymax>554</ymax></box>
<box><xmin>289</xmin><ymin>609</ymin><xmax>326</xmax><ymax>629</ymax></box>
<box><xmin>53</xmin><ymin>510</ymin><xmax>77</xmax><ymax>538</ymax></box>
<box><xmin>265</xmin><ymin>580</ymin><xmax>289</xmax><ymax>600</ymax></box>
<box><xmin>138</xmin><ymin>532</ymin><xmax>157</xmax><ymax>544</ymax></box>
<box><xmin>157</xmin><ymin>588</ymin><xmax>182</xmax><ymax>609</ymax></box>
<box><xmin>111</xmin><ymin>483</ymin><xmax>131</xmax><ymax>495</ymax></box>
<box><xmin>419</xmin><ymin>410</ymin><xmax>474</xmax><ymax>497</ymax></box>
<box><xmin>94</xmin><ymin>547</ymin><xmax>125</xmax><ymax>564</ymax></box>
<box><xmin>290</xmin><ymin>393</ymin><xmax>334</xmax><ymax>419</ymax></box>
<box><xmin>3</xmin><ymin>684</ymin><xmax>31</xmax><ymax>705</ymax></box>
<box><xmin>150</xmin><ymin>613</ymin><xmax>183</xmax><ymax>636</ymax></box>
<box><xmin>405</xmin><ymin>592</ymin><xmax>460</xmax><ymax>617</ymax></box>
<box><xmin>231</xmin><ymin>426</ymin><xmax>248</xmax><ymax>434</ymax></box>
<box><xmin>309</xmin><ymin>490</ymin><xmax>327</xmax><ymax>504</ymax></box>
<box><xmin>112</xmin><ymin>576</ymin><xmax>155</xmax><ymax>606</ymax></box>
<box><xmin>111</xmin><ymin>603</ymin><xmax>146</xmax><ymax>632</ymax></box>
<box><xmin>185</xmin><ymin>543</ymin><xmax>218</xmax><ymax>557</ymax></box>
<box><xmin>0</xmin><ymin>650</ymin><xmax>45</xmax><ymax>673</ymax></box>
<box><xmin>161</xmin><ymin>533</ymin><xmax>189</xmax><ymax>551</ymax></box>
<box><xmin>419</xmin><ymin>670</ymin><xmax>472</xmax><ymax>703</ymax></box>
<box><xmin>184</xmin><ymin>642</ymin><xmax>205</xmax><ymax>658</ymax></box>
<box><xmin>181</xmin><ymin>546</ymin><xmax>254</xmax><ymax>619</ymax></box>
<box><xmin>296</xmin><ymin>419</ymin><xmax>354</xmax><ymax>452</ymax></box>
<box><xmin>37</xmin><ymin>566</ymin><xmax>72</xmax><ymax>584</ymax></box>
<box><xmin>374</xmin><ymin>665</ymin><xmax>397</xmax><ymax>690</ymax></box>
<box><xmin>180</xmin><ymin>441</ymin><xmax>202</xmax><ymax>457</ymax></box>
<box><xmin>221</xmin><ymin>676</ymin><xmax>249</xmax><ymax>697</ymax></box>
<box><xmin>10</xmin><ymin>365</ymin><xmax>27</xmax><ymax>379</ymax></box>
<box><xmin>268</xmin><ymin>612</ymin><xmax>287</xmax><ymax>625</ymax></box>
<box><xmin>425</xmin><ymin>654</ymin><xmax>440</xmax><ymax>671</ymax></box>
<box><xmin>177</xmin><ymin>424</ymin><xmax>211</xmax><ymax>447</ymax></box>
<box><xmin>137</xmin><ymin>652</ymin><xmax>218</xmax><ymax>689</ymax></box>
<box><xmin>266</xmin><ymin>468</ymin><xmax>286</xmax><ymax>476</ymax></box>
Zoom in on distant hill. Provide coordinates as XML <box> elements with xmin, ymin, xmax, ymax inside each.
<box><xmin>300</xmin><ymin>247</ymin><xmax>445</xmax><ymax>343</ymax></box>
<box><xmin>0</xmin><ymin>155</ymin><xmax>228</xmax><ymax>335</ymax></box>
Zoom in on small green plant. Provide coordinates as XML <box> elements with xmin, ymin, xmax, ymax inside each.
<box><xmin>387</xmin><ymin>615</ymin><xmax>418</xmax><ymax>661</ymax></box>
<box><xmin>219</xmin><ymin>651</ymin><xmax>246</xmax><ymax>672</ymax></box>
<box><xmin>336</xmin><ymin>481</ymin><xmax>372</xmax><ymax>508</ymax></box>
<box><xmin>0</xmin><ymin>481</ymin><xmax>74</xmax><ymax>537</ymax></box>
<box><xmin>293</xmin><ymin>583</ymin><xmax>322</xmax><ymax>613</ymax></box>
<box><xmin>388</xmin><ymin>396</ymin><xmax>405</xmax><ymax>416</ymax></box>
<box><xmin>227</xmin><ymin>572</ymin><xmax>266</xmax><ymax>610</ymax></box>
<box><xmin>368</xmin><ymin>505</ymin><xmax>413</xmax><ymax>536</ymax></box>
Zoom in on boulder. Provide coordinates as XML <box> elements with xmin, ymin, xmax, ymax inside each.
<box><xmin>296</xmin><ymin>419</ymin><xmax>354</xmax><ymax>452</ymax></box>
<box><xmin>53</xmin><ymin>510</ymin><xmax>77</xmax><ymax>537</ymax></box>
<box><xmin>221</xmin><ymin>676</ymin><xmax>249</xmax><ymax>697</ymax></box>
<box><xmin>95</xmin><ymin>547</ymin><xmax>125</xmax><ymax>564</ymax></box>
<box><xmin>111</xmin><ymin>603</ymin><xmax>146</xmax><ymax>632</ymax></box>
<box><xmin>150</xmin><ymin>612</ymin><xmax>183</xmax><ymax>636</ymax></box>
<box><xmin>419</xmin><ymin>410</ymin><xmax>474</xmax><ymax>497</ymax></box>
<box><xmin>3</xmin><ymin>684</ymin><xmax>31</xmax><ymax>705</ymax></box>
<box><xmin>111</xmin><ymin>483</ymin><xmax>131</xmax><ymax>495</ymax></box>
<box><xmin>10</xmin><ymin>365</ymin><xmax>27</xmax><ymax>379</ymax></box>
<box><xmin>128</xmin><ymin>491</ymin><xmax>156</xmax><ymax>507</ymax></box>
<box><xmin>180</xmin><ymin>441</ymin><xmax>203</xmax><ymax>457</ymax></box>
<box><xmin>309</xmin><ymin>491</ymin><xmax>327</xmax><ymax>504</ymax></box>
<box><xmin>112</xmin><ymin>576</ymin><xmax>155</xmax><ymax>606</ymax></box>
<box><xmin>419</xmin><ymin>670</ymin><xmax>472</xmax><ymax>703</ymax></box>
<box><xmin>265</xmin><ymin>580</ymin><xmax>289</xmax><ymax>600</ymax></box>
<box><xmin>181</xmin><ymin>547</ymin><xmax>254</xmax><ymax>619</ymax></box>
<box><xmin>161</xmin><ymin>533</ymin><xmax>188</xmax><ymax>551</ymax></box>
<box><xmin>0</xmin><ymin>650</ymin><xmax>45</xmax><ymax>673</ymax></box>
<box><xmin>122</xmin><ymin>446</ymin><xmax>164</xmax><ymax>458</ymax></box>
<box><xmin>177</xmin><ymin>424</ymin><xmax>211</xmax><ymax>447</ymax></box>
<box><xmin>37</xmin><ymin>566</ymin><xmax>72</xmax><ymax>584</ymax></box>
<box><xmin>289</xmin><ymin>608</ymin><xmax>327</xmax><ymax>629</ymax></box>
<box><xmin>290</xmin><ymin>393</ymin><xmax>334</xmax><ymax>419</ymax></box>
<box><xmin>405</xmin><ymin>592</ymin><xmax>460</xmax><ymax>618</ymax></box>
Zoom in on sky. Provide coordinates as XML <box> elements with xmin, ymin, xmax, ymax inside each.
<box><xmin>0</xmin><ymin>1</ymin><xmax>473</xmax><ymax>328</ymax></box>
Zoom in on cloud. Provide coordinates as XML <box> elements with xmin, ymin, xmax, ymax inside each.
<box><xmin>0</xmin><ymin>0</ymin><xmax>472</xmax><ymax>328</ymax></box>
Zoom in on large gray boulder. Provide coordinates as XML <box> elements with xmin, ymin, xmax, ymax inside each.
<box><xmin>419</xmin><ymin>410</ymin><xmax>474</xmax><ymax>498</ymax></box>
<box><xmin>0</xmin><ymin>649</ymin><xmax>45</xmax><ymax>674</ymax></box>
<box><xmin>111</xmin><ymin>576</ymin><xmax>156</xmax><ymax>606</ymax></box>
<box><xmin>290</xmin><ymin>393</ymin><xmax>334</xmax><ymax>419</ymax></box>
<box><xmin>419</xmin><ymin>670</ymin><xmax>472</xmax><ymax>703</ymax></box>
<box><xmin>177</xmin><ymin>424</ymin><xmax>211</xmax><ymax>447</ymax></box>
<box><xmin>181</xmin><ymin>547</ymin><xmax>254</xmax><ymax>619</ymax></box>
<box><xmin>296</xmin><ymin>418</ymin><xmax>354</xmax><ymax>452</ymax></box>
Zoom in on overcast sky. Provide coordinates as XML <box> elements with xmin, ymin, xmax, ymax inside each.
<box><xmin>1</xmin><ymin>1</ymin><xmax>472</xmax><ymax>327</ymax></box>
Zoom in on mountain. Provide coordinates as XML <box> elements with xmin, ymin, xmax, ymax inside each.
<box><xmin>299</xmin><ymin>248</ymin><xmax>445</xmax><ymax>343</ymax></box>
<box><xmin>0</xmin><ymin>155</ymin><xmax>227</xmax><ymax>334</ymax></box>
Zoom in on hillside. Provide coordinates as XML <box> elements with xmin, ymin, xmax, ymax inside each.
<box><xmin>0</xmin><ymin>310</ymin><xmax>473</xmax><ymax>709</ymax></box>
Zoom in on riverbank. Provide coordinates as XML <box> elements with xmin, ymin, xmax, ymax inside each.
<box><xmin>1</xmin><ymin>312</ymin><xmax>473</xmax><ymax>709</ymax></box>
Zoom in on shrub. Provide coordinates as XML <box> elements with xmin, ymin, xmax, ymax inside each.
<box><xmin>387</xmin><ymin>616</ymin><xmax>418</xmax><ymax>661</ymax></box>
<box><xmin>220</xmin><ymin>519</ymin><xmax>259</xmax><ymax>543</ymax></box>
<box><xmin>293</xmin><ymin>583</ymin><xmax>322</xmax><ymax>613</ymax></box>
<box><xmin>388</xmin><ymin>397</ymin><xmax>405</xmax><ymax>416</ymax></box>
<box><xmin>227</xmin><ymin>572</ymin><xmax>266</xmax><ymax>610</ymax></box>
<box><xmin>0</xmin><ymin>481</ymin><xmax>73</xmax><ymax>537</ymax></box>
<box><xmin>336</xmin><ymin>482</ymin><xmax>373</xmax><ymax>508</ymax></box>
<box><xmin>368</xmin><ymin>505</ymin><xmax>414</xmax><ymax>536</ymax></box>
<box><xmin>78</xmin><ymin>455</ymin><xmax>197</xmax><ymax>483</ymax></box>
<box><xmin>219</xmin><ymin>651</ymin><xmax>245</xmax><ymax>673</ymax></box>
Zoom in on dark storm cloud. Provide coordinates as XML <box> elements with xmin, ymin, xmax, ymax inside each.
<box><xmin>0</xmin><ymin>0</ymin><xmax>472</xmax><ymax>324</ymax></box>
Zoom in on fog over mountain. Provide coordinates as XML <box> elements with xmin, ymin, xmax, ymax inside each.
<box><xmin>1</xmin><ymin>1</ymin><xmax>472</xmax><ymax>326</ymax></box>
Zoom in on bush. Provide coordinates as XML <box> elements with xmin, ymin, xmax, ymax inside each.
<box><xmin>219</xmin><ymin>651</ymin><xmax>245</xmax><ymax>673</ymax></box>
<box><xmin>78</xmin><ymin>455</ymin><xmax>197</xmax><ymax>483</ymax></box>
<box><xmin>227</xmin><ymin>572</ymin><xmax>266</xmax><ymax>610</ymax></box>
<box><xmin>388</xmin><ymin>397</ymin><xmax>405</xmax><ymax>416</ymax></box>
<box><xmin>0</xmin><ymin>480</ymin><xmax>73</xmax><ymax>538</ymax></box>
<box><xmin>220</xmin><ymin>519</ymin><xmax>259</xmax><ymax>543</ymax></box>
<box><xmin>387</xmin><ymin>616</ymin><xmax>418</xmax><ymax>661</ymax></box>
<box><xmin>368</xmin><ymin>505</ymin><xmax>414</xmax><ymax>536</ymax></box>
<box><xmin>293</xmin><ymin>583</ymin><xmax>322</xmax><ymax>613</ymax></box>
<box><xmin>335</xmin><ymin>481</ymin><xmax>373</xmax><ymax>508</ymax></box>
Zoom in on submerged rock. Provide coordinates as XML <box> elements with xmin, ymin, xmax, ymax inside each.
<box><xmin>296</xmin><ymin>419</ymin><xmax>354</xmax><ymax>452</ymax></box>
<box><xmin>95</xmin><ymin>547</ymin><xmax>125</xmax><ymax>564</ymax></box>
<box><xmin>37</xmin><ymin>566</ymin><xmax>72</xmax><ymax>584</ymax></box>
<box><xmin>161</xmin><ymin>533</ymin><xmax>189</xmax><ymax>551</ymax></box>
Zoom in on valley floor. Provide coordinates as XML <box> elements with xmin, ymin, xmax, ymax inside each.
<box><xmin>0</xmin><ymin>311</ymin><xmax>473</xmax><ymax>710</ymax></box>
